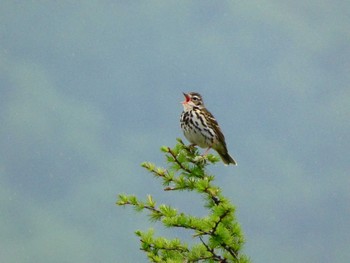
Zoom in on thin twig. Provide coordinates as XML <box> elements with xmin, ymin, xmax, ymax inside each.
<box><xmin>223</xmin><ymin>244</ymin><xmax>239</xmax><ymax>261</ymax></box>
<box><xmin>167</xmin><ymin>147</ymin><xmax>192</xmax><ymax>173</ymax></box>
<box><xmin>199</xmin><ymin>236</ymin><xmax>226</xmax><ymax>262</ymax></box>
<box><xmin>211</xmin><ymin>209</ymin><xmax>230</xmax><ymax>234</ymax></box>
<box><xmin>164</xmin><ymin>186</ymin><xmax>186</xmax><ymax>191</ymax></box>
<box><xmin>140</xmin><ymin>240</ymin><xmax>189</xmax><ymax>252</ymax></box>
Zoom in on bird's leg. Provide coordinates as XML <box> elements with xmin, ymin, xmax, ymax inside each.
<box><xmin>188</xmin><ymin>143</ymin><xmax>197</xmax><ymax>149</ymax></box>
<box><xmin>202</xmin><ymin>147</ymin><xmax>211</xmax><ymax>156</ymax></box>
<box><xmin>185</xmin><ymin>143</ymin><xmax>197</xmax><ymax>153</ymax></box>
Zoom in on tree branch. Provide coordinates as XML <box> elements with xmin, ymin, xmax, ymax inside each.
<box><xmin>167</xmin><ymin>147</ymin><xmax>192</xmax><ymax>173</ymax></box>
<box><xmin>199</xmin><ymin>236</ymin><xmax>226</xmax><ymax>262</ymax></box>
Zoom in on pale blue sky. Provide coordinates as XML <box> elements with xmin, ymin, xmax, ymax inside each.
<box><xmin>1</xmin><ymin>1</ymin><xmax>349</xmax><ymax>262</ymax></box>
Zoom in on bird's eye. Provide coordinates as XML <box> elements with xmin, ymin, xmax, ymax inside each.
<box><xmin>192</xmin><ymin>97</ymin><xmax>198</xmax><ymax>101</ymax></box>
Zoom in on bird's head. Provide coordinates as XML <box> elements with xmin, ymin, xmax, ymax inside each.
<box><xmin>182</xmin><ymin>92</ymin><xmax>204</xmax><ymax>110</ymax></box>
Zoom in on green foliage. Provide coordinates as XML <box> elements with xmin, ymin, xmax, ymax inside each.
<box><xmin>117</xmin><ymin>139</ymin><xmax>250</xmax><ymax>262</ymax></box>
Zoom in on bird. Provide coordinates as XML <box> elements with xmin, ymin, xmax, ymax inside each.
<box><xmin>180</xmin><ymin>92</ymin><xmax>237</xmax><ymax>165</ymax></box>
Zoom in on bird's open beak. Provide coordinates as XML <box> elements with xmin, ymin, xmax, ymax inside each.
<box><xmin>182</xmin><ymin>92</ymin><xmax>190</xmax><ymax>104</ymax></box>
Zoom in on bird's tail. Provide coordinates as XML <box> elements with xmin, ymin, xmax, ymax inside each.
<box><xmin>218</xmin><ymin>151</ymin><xmax>237</xmax><ymax>166</ymax></box>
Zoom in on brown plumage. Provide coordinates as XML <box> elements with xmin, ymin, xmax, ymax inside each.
<box><xmin>180</xmin><ymin>92</ymin><xmax>237</xmax><ymax>165</ymax></box>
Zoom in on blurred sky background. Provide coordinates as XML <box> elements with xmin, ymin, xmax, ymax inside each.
<box><xmin>1</xmin><ymin>1</ymin><xmax>349</xmax><ymax>262</ymax></box>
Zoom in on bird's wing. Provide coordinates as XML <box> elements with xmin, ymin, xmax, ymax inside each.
<box><xmin>202</xmin><ymin>108</ymin><xmax>227</xmax><ymax>147</ymax></box>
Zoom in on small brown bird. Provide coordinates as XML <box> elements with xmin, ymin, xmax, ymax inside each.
<box><xmin>180</xmin><ymin>92</ymin><xmax>237</xmax><ymax>165</ymax></box>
